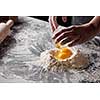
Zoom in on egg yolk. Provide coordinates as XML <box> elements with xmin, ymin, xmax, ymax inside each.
<box><xmin>54</xmin><ymin>47</ymin><xmax>73</xmax><ymax>60</ymax></box>
<box><xmin>55</xmin><ymin>42</ymin><xmax>62</xmax><ymax>49</ymax></box>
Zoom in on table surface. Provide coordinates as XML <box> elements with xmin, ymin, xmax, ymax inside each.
<box><xmin>0</xmin><ymin>16</ymin><xmax>100</xmax><ymax>83</ymax></box>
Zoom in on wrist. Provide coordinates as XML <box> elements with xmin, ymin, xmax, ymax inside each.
<box><xmin>88</xmin><ymin>22</ymin><xmax>98</xmax><ymax>35</ymax></box>
<box><xmin>81</xmin><ymin>22</ymin><xmax>97</xmax><ymax>37</ymax></box>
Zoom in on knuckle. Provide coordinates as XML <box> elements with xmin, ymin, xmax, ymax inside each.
<box><xmin>63</xmin><ymin>33</ymin><xmax>67</xmax><ymax>37</ymax></box>
<box><xmin>60</xmin><ymin>29</ymin><xmax>66</xmax><ymax>33</ymax></box>
<box><xmin>71</xmin><ymin>25</ymin><xmax>77</xmax><ymax>31</ymax></box>
<box><xmin>72</xmin><ymin>25</ymin><xmax>76</xmax><ymax>28</ymax></box>
<box><xmin>60</xmin><ymin>30</ymin><xmax>63</xmax><ymax>33</ymax></box>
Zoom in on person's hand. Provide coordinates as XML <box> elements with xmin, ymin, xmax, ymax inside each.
<box><xmin>52</xmin><ymin>23</ymin><xmax>96</xmax><ymax>47</ymax></box>
<box><xmin>49</xmin><ymin>16</ymin><xmax>67</xmax><ymax>32</ymax></box>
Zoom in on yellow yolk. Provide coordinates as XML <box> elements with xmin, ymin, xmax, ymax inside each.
<box><xmin>55</xmin><ymin>43</ymin><xmax>62</xmax><ymax>49</ymax></box>
<box><xmin>54</xmin><ymin>47</ymin><xmax>73</xmax><ymax>60</ymax></box>
<box><xmin>54</xmin><ymin>43</ymin><xmax>73</xmax><ymax>60</ymax></box>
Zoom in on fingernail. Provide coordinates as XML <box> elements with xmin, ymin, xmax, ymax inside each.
<box><xmin>52</xmin><ymin>36</ymin><xmax>54</xmax><ymax>39</ymax></box>
<box><xmin>55</xmin><ymin>40</ymin><xmax>58</xmax><ymax>44</ymax></box>
<box><xmin>52</xmin><ymin>35</ymin><xmax>55</xmax><ymax>39</ymax></box>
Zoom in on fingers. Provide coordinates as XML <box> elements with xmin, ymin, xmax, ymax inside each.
<box><xmin>55</xmin><ymin>32</ymin><xmax>74</xmax><ymax>43</ymax></box>
<box><xmin>52</xmin><ymin>26</ymin><xmax>75</xmax><ymax>39</ymax></box>
<box><xmin>49</xmin><ymin>16</ymin><xmax>58</xmax><ymax>32</ymax></box>
<box><xmin>49</xmin><ymin>17</ymin><xmax>55</xmax><ymax>32</ymax></box>
<box><xmin>52</xmin><ymin>16</ymin><xmax>58</xmax><ymax>29</ymax></box>
<box><xmin>52</xmin><ymin>25</ymin><xmax>83</xmax><ymax>47</ymax></box>
<box><xmin>68</xmin><ymin>36</ymin><xmax>81</xmax><ymax>47</ymax></box>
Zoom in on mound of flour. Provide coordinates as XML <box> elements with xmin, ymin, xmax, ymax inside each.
<box><xmin>40</xmin><ymin>49</ymin><xmax>89</xmax><ymax>71</ymax></box>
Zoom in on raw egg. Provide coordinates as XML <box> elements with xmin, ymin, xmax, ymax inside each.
<box><xmin>54</xmin><ymin>47</ymin><xmax>73</xmax><ymax>60</ymax></box>
<box><xmin>55</xmin><ymin>42</ymin><xmax>62</xmax><ymax>49</ymax></box>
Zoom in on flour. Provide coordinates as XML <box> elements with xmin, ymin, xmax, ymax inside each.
<box><xmin>40</xmin><ymin>49</ymin><xmax>89</xmax><ymax>71</ymax></box>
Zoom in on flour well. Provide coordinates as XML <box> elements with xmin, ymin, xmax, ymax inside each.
<box><xmin>40</xmin><ymin>49</ymin><xmax>89</xmax><ymax>71</ymax></box>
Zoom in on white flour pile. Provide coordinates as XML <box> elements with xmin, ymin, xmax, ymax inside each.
<box><xmin>40</xmin><ymin>49</ymin><xmax>89</xmax><ymax>71</ymax></box>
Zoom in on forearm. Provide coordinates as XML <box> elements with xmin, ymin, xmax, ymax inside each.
<box><xmin>89</xmin><ymin>16</ymin><xmax>100</xmax><ymax>34</ymax></box>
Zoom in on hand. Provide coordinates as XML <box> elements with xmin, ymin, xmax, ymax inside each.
<box><xmin>52</xmin><ymin>23</ymin><xmax>96</xmax><ymax>47</ymax></box>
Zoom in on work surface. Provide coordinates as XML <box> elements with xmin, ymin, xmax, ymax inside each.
<box><xmin>0</xmin><ymin>16</ymin><xmax>100</xmax><ymax>83</ymax></box>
